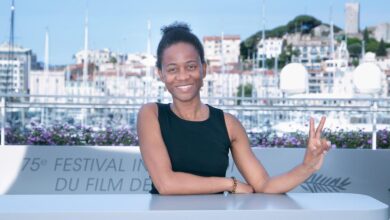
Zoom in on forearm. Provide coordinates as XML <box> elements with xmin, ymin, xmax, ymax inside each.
<box><xmin>256</xmin><ymin>164</ymin><xmax>314</xmax><ymax>194</ymax></box>
<box><xmin>156</xmin><ymin>171</ymin><xmax>233</xmax><ymax>195</ymax></box>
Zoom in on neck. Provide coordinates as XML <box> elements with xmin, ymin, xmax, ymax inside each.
<box><xmin>171</xmin><ymin>98</ymin><xmax>207</xmax><ymax>121</ymax></box>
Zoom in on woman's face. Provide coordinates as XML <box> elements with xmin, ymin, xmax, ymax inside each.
<box><xmin>159</xmin><ymin>42</ymin><xmax>206</xmax><ymax>102</ymax></box>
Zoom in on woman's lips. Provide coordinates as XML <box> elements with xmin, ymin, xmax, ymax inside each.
<box><xmin>176</xmin><ymin>84</ymin><xmax>193</xmax><ymax>92</ymax></box>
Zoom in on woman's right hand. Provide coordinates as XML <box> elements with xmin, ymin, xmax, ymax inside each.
<box><xmin>235</xmin><ymin>181</ymin><xmax>254</xmax><ymax>194</ymax></box>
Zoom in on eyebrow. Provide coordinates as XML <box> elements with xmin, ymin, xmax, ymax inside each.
<box><xmin>165</xmin><ymin>59</ymin><xmax>198</xmax><ymax>66</ymax></box>
<box><xmin>186</xmin><ymin>60</ymin><xmax>198</xmax><ymax>64</ymax></box>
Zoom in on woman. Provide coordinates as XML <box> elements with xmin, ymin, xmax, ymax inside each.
<box><xmin>137</xmin><ymin>22</ymin><xmax>330</xmax><ymax>195</ymax></box>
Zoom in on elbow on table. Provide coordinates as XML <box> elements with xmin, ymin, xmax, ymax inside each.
<box><xmin>256</xmin><ymin>188</ymin><xmax>287</xmax><ymax>194</ymax></box>
<box><xmin>156</xmin><ymin>183</ymin><xmax>173</xmax><ymax>195</ymax></box>
<box><xmin>252</xmin><ymin>179</ymin><xmax>287</xmax><ymax>194</ymax></box>
<box><xmin>254</xmin><ymin>185</ymin><xmax>289</xmax><ymax>194</ymax></box>
<box><xmin>153</xmin><ymin>175</ymin><xmax>177</xmax><ymax>195</ymax></box>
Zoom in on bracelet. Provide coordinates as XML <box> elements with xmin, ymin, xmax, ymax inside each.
<box><xmin>231</xmin><ymin>176</ymin><xmax>238</xmax><ymax>194</ymax></box>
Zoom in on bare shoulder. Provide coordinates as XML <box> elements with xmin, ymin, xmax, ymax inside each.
<box><xmin>138</xmin><ymin>103</ymin><xmax>158</xmax><ymax>119</ymax></box>
<box><xmin>139</xmin><ymin>103</ymin><xmax>158</xmax><ymax>114</ymax></box>
<box><xmin>223</xmin><ymin>112</ymin><xmax>242</xmax><ymax>128</ymax></box>
<box><xmin>223</xmin><ymin>112</ymin><xmax>245</xmax><ymax>142</ymax></box>
<box><xmin>137</xmin><ymin>103</ymin><xmax>159</xmax><ymax>132</ymax></box>
<box><xmin>137</xmin><ymin>103</ymin><xmax>163</xmax><ymax>147</ymax></box>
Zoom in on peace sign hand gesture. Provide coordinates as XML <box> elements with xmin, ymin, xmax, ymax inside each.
<box><xmin>303</xmin><ymin>116</ymin><xmax>331</xmax><ymax>172</ymax></box>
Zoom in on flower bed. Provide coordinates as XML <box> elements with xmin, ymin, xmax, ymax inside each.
<box><xmin>249</xmin><ymin>128</ymin><xmax>389</xmax><ymax>149</ymax></box>
<box><xmin>4</xmin><ymin>123</ymin><xmax>389</xmax><ymax>149</ymax></box>
<box><xmin>5</xmin><ymin>122</ymin><xmax>138</xmax><ymax>146</ymax></box>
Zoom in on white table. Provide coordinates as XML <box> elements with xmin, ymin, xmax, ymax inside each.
<box><xmin>0</xmin><ymin>193</ymin><xmax>388</xmax><ymax>220</ymax></box>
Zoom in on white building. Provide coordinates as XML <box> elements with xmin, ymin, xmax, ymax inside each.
<box><xmin>257</xmin><ymin>38</ymin><xmax>283</xmax><ymax>59</ymax></box>
<box><xmin>292</xmin><ymin>39</ymin><xmax>333</xmax><ymax>64</ymax></box>
<box><xmin>291</xmin><ymin>38</ymin><xmax>349</xmax><ymax>94</ymax></box>
<box><xmin>201</xmin><ymin>70</ymin><xmax>280</xmax><ymax>105</ymax></box>
<box><xmin>0</xmin><ymin>43</ymin><xmax>35</xmax><ymax>94</ymax></box>
<box><xmin>372</xmin><ymin>23</ymin><xmax>390</xmax><ymax>43</ymax></box>
<box><xmin>29</xmin><ymin>70</ymin><xmax>67</xmax><ymax>102</ymax></box>
<box><xmin>75</xmin><ymin>49</ymin><xmax>114</xmax><ymax>65</ymax></box>
<box><xmin>203</xmin><ymin>35</ymin><xmax>240</xmax><ymax>67</ymax></box>
<box><xmin>68</xmin><ymin>52</ymin><xmax>158</xmax><ymax>98</ymax></box>
<box><xmin>345</xmin><ymin>2</ymin><xmax>360</xmax><ymax>35</ymax></box>
<box><xmin>324</xmin><ymin>41</ymin><xmax>350</xmax><ymax>73</ymax></box>
<box><xmin>365</xmin><ymin>53</ymin><xmax>390</xmax><ymax>97</ymax></box>
<box><xmin>312</xmin><ymin>24</ymin><xmax>332</xmax><ymax>38</ymax></box>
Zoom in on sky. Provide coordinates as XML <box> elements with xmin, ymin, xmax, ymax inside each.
<box><xmin>0</xmin><ymin>0</ymin><xmax>389</xmax><ymax>65</ymax></box>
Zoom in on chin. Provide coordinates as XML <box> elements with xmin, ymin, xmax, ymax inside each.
<box><xmin>172</xmin><ymin>93</ymin><xmax>199</xmax><ymax>102</ymax></box>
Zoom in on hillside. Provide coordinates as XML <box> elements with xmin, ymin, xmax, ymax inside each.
<box><xmin>240</xmin><ymin>15</ymin><xmax>342</xmax><ymax>59</ymax></box>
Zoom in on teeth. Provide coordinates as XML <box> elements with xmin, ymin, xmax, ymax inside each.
<box><xmin>177</xmin><ymin>85</ymin><xmax>192</xmax><ymax>92</ymax></box>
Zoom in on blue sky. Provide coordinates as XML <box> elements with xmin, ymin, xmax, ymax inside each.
<box><xmin>0</xmin><ymin>0</ymin><xmax>389</xmax><ymax>65</ymax></box>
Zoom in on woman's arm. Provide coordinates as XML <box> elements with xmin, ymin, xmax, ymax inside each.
<box><xmin>137</xmin><ymin>103</ymin><xmax>253</xmax><ymax>195</ymax></box>
<box><xmin>225</xmin><ymin>113</ymin><xmax>330</xmax><ymax>193</ymax></box>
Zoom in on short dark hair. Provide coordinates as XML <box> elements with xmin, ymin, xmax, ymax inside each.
<box><xmin>156</xmin><ymin>22</ymin><xmax>205</xmax><ymax>70</ymax></box>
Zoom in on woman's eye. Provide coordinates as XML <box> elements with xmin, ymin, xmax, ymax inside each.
<box><xmin>167</xmin><ymin>68</ymin><xmax>177</xmax><ymax>73</ymax></box>
<box><xmin>187</xmin><ymin>65</ymin><xmax>196</xmax><ymax>70</ymax></box>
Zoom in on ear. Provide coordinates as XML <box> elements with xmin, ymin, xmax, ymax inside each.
<box><xmin>201</xmin><ymin>63</ymin><xmax>207</xmax><ymax>79</ymax></box>
<box><xmin>200</xmin><ymin>63</ymin><xmax>207</xmax><ymax>88</ymax></box>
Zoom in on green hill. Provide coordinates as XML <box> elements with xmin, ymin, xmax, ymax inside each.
<box><xmin>240</xmin><ymin>15</ymin><xmax>342</xmax><ymax>59</ymax></box>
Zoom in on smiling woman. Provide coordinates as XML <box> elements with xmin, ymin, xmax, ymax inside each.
<box><xmin>159</xmin><ymin>42</ymin><xmax>206</xmax><ymax>105</ymax></box>
<box><xmin>136</xmin><ymin>22</ymin><xmax>331</xmax><ymax>195</ymax></box>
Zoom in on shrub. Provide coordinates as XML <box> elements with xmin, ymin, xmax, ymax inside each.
<box><xmin>5</xmin><ymin>123</ymin><xmax>138</xmax><ymax>146</ymax></box>
<box><xmin>3</xmin><ymin>123</ymin><xmax>388</xmax><ymax>149</ymax></box>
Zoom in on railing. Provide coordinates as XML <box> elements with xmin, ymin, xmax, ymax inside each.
<box><xmin>1</xmin><ymin>93</ymin><xmax>390</xmax><ymax>149</ymax></box>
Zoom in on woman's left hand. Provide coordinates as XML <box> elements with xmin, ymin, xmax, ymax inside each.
<box><xmin>303</xmin><ymin>116</ymin><xmax>331</xmax><ymax>172</ymax></box>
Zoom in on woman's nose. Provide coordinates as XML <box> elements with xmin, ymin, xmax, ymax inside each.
<box><xmin>176</xmin><ymin>68</ymin><xmax>190</xmax><ymax>80</ymax></box>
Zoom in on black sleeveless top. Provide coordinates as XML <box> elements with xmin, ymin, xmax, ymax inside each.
<box><xmin>150</xmin><ymin>103</ymin><xmax>231</xmax><ymax>194</ymax></box>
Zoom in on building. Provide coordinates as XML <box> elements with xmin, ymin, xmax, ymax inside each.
<box><xmin>64</xmin><ymin>52</ymin><xmax>157</xmax><ymax>98</ymax></box>
<box><xmin>75</xmin><ymin>49</ymin><xmax>115</xmax><ymax>65</ymax></box>
<box><xmin>345</xmin><ymin>2</ymin><xmax>360</xmax><ymax>35</ymax></box>
<box><xmin>257</xmin><ymin>38</ymin><xmax>283</xmax><ymax>59</ymax></box>
<box><xmin>373</xmin><ymin>55</ymin><xmax>390</xmax><ymax>97</ymax></box>
<box><xmin>29</xmin><ymin>70</ymin><xmax>67</xmax><ymax>103</ymax></box>
<box><xmin>203</xmin><ymin>35</ymin><xmax>240</xmax><ymax>69</ymax></box>
<box><xmin>372</xmin><ymin>23</ymin><xmax>390</xmax><ymax>43</ymax></box>
<box><xmin>0</xmin><ymin>43</ymin><xmax>36</xmax><ymax>94</ymax></box>
<box><xmin>291</xmin><ymin>38</ymin><xmax>333</xmax><ymax>64</ymax></box>
<box><xmin>288</xmin><ymin>33</ymin><xmax>350</xmax><ymax>94</ymax></box>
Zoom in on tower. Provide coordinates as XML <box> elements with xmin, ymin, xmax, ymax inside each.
<box><xmin>345</xmin><ymin>2</ymin><xmax>360</xmax><ymax>35</ymax></box>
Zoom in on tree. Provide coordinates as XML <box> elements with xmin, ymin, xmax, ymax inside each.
<box><xmin>292</xmin><ymin>48</ymin><xmax>301</xmax><ymax>57</ymax></box>
<box><xmin>352</xmin><ymin>59</ymin><xmax>360</xmax><ymax>67</ymax></box>
<box><xmin>286</xmin><ymin>15</ymin><xmax>321</xmax><ymax>34</ymax></box>
<box><xmin>236</xmin><ymin>83</ymin><xmax>253</xmax><ymax>105</ymax></box>
<box><xmin>347</xmin><ymin>37</ymin><xmax>361</xmax><ymax>46</ymax></box>
<box><xmin>363</xmin><ymin>28</ymin><xmax>370</xmax><ymax>43</ymax></box>
<box><xmin>366</xmin><ymin>39</ymin><xmax>379</xmax><ymax>53</ymax></box>
<box><xmin>265</xmin><ymin>58</ymin><xmax>275</xmax><ymax>69</ymax></box>
<box><xmin>361</xmin><ymin>29</ymin><xmax>378</xmax><ymax>53</ymax></box>
<box><xmin>267</xmin><ymin>25</ymin><xmax>288</xmax><ymax>38</ymax></box>
<box><xmin>109</xmin><ymin>56</ymin><xmax>117</xmax><ymax>64</ymax></box>
<box><xmin>376</xmin><ymin>39</ymin><xmax>387</xmax><ymax>57</ymax></box>
<box><xmin>278</xmin><ymin>43</ymin><xmax>295</xmax><ymax>68</ymax></box>
<box><xmin>348</xmin><ymin>43</ymin><xmax>362</xmax><ymax>58</ymax></box>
